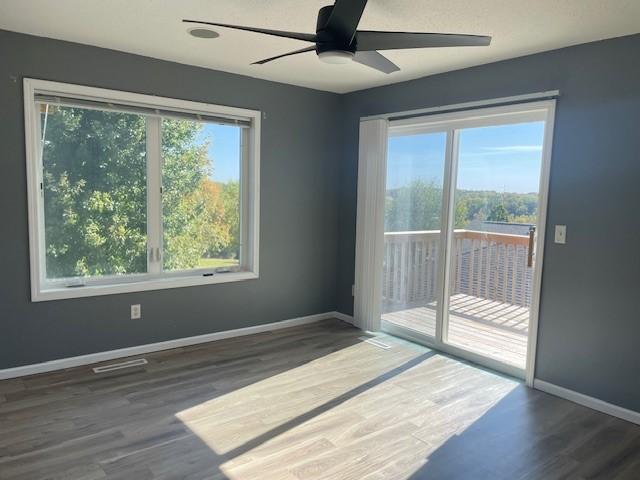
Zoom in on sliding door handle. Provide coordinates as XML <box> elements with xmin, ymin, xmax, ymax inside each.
<box><xmin>527</xmin><ymin>227</ymin><xmax>535</xmax><ymax>267</ymax></box>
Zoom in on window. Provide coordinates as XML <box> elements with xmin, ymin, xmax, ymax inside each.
<box><xmin>24</xmin><ymin>79</ymin><xmax>260</xmax><ymax>301</ymax></box>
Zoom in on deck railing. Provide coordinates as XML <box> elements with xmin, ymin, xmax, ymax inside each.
<box><xmin>382</xmin><ymin>229</ymin><xmax>534</xmax><ymax>308</ymax></box>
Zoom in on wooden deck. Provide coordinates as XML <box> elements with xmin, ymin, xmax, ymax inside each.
<box><xmin>382</xmin><ymin>293</ymin><xmax>529</xmax><ymax>368</ymax></box>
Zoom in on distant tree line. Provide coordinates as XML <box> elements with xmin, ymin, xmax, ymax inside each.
<box><xmin>385</xmin><ymin>180</ymin><xmax>537</xmax><ymax>232</ymax></box>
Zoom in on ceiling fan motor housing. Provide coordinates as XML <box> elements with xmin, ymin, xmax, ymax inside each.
<box><xmin>315</xmin><ymin>5</ymin><xmax>356</xmax><ymax>55</ymax></box>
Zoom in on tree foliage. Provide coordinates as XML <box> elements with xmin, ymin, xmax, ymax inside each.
<box><xmin>385</xmin><ymin>180</ymin><xmax>537</xmax><ymax>232</ymax></box>
<box><xmin>487</xmin><ymin>204</ymin><xmax>509</xmax><ymax>222</ymax></box>
<box><xmin>42</xmin><ymin>107</ymin><xmax>239</xmax><ymax>278</ymax></box>
<box><xmin>385</xmin><ymin>180</ymin><xmax>443</xmax><ymax>232</ymax></box>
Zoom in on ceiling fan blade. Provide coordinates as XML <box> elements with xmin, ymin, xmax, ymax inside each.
<box><xmin>356</xmin><ymin>31</ymin><xmax>491</xmax><ymax>51</ymax></box>
<box><xmin>323</xmin><ymin>0</ymin><xmax>368</xmax><ymax>44</ymax></box>
<box><xmin>353</xmin><ymin>51</ymin><xmax>400</xmax><ymax>74</ymax></box>
<box><xmin>183</xmin><ymin>19</ymin><xmax>316</xmax><ymax>43</ymax></box>
<box><xmin>252</xmin><ymin>46</ymin><xmax>316</xmax><ymax>65</ymax></box>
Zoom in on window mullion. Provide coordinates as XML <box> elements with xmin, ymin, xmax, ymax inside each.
<box><xmin>146</xmin><ymin>116</ymin><xmax>163</xmax><ymax>274</ymax></box>
<box><xmin>240</xmin><ymin>128</ymin><xmax>249</xmax><ymax>270</ymax></box>
<box><xmin>34</xmin><ymin>103</ymin><xmax>48</xmax><ymax>286</ymax></box>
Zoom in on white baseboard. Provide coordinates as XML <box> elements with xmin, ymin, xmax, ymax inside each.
<box><xmin>0</xmin><ymin>311</ymin><xmax>349</xmax><ymax>380</ymax></box>
<box><xmin>332</xmin><ymin>311</ymin><xmax>355</xmax><ymax>325</ymax></box>
<box><xmin>533</xmin><ymin>379</ymin><xmax>640</xmax><ymax>425</ymax></box>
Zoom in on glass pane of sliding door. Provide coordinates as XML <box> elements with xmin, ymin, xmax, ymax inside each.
<box><xmin>380</xmin><ymin>131</ymin><xmax>447</xmax><ymax>338</ymax></box>
<box><xmin>443</xmin><ymin>122</ymin><xmax>545</xmax><ymax>368</ymax></box>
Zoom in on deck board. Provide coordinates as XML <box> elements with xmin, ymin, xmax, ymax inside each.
<box><xmin>382</xmin><ymin>293</ymin><xmax>529</xmax><ymax>368</ymax></box>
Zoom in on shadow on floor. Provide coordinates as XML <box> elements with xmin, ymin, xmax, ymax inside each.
<box><xmin>224</xmin><ymin>350</ymin><xmax>437</xmax><ymax>461</ymax></box>
<box><xmin>407</xmin><ymin>386</ymin><xmax>640</xmax><ymax>480</ymax></box>
<box><xmin>0</xmin><ymin>320</ymin><xmax>436</xmax><ymax>479</ymax></box>
<box><xmin>6</xmin><ymin>319</ymin><xmax>638</xmax><ymax>479</ymax></box>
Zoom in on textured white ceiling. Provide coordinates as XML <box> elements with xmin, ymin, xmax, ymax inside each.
<box><xmin>1</xmin><ymin>0</ymin><xmax>639</xmax><ymax>93</ymax></box>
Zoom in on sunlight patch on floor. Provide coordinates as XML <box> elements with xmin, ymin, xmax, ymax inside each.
<box><xmin>175</xmin><ymin>339</ymin><xmax>427</xmax><ymax>455</ymax></box>
<box><xmin>173</xmin><ymin>336</ymin><xmax>519</xmax><ymax>479</ymax></box>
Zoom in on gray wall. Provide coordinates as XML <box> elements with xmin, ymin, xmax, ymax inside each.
<box><xmin>3</xmin><ymin>28</ymin><xmax>640</xmax><ymax>414</ymax></box>
<box><xmin>338</xmin><ymin>34</ymin><xmax>640</xmax><ymax>412</ymax></box>
<box><xmin>0</xmin><ymin>29</ymin><xmax>342</xmax><ymax>368</ymax></box>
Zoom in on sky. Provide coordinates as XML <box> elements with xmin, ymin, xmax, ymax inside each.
<box><xmin>386</xmin><ymin>121</ymin><xmax>545</xmax><ymax>193</ymax></box>
<box><xmin>198</xmin><ymin>120</ymin><xmax>545</xmax><ymax>190</ymax></box>
<box><xmin>198</xmin><ymin>123</ymin><xmax>241</xmax><ymax>183</ymax></box>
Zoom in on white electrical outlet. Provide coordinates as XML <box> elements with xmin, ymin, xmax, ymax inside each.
<box><xmin>131</xmin><ymin>304</ymin><xmax>141</xmax><ymax>320</ymax></box>
<box><xmin>554</xmin><ymin>225</ymin><xmax>567</xmax><ymax>244</ymax></box>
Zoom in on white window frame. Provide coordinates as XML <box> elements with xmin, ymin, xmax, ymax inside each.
<box><xmin>24</xmin><ymin>78</ymin><xmax>260</xmax><ymax>302</ymax></box>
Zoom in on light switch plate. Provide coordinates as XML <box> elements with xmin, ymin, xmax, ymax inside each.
<box><xmin>554</xmin><ymin>225</ymin><xmax>567</xmax><ymax>244</ymax></box>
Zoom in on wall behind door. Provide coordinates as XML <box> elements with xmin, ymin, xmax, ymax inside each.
<box><xmin>338</xmin><ymin>34</ymin><xmax>640</xmax><ymax>412</ymax></box>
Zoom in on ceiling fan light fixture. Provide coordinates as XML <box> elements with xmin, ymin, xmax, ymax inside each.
<box><xmin>318</xmin><ymin>50</ymin><xmax>354</xmax><ymax>64</ymax></box>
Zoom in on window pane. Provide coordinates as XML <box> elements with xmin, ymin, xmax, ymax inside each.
<box><xmin>162</xmin><ymin>119</ymin><xmax>241</xmax><ymax>271</ymax></box>
<box><xmin>445</xmin><ymin>121</ymin><xmax>544</xmax><ymax>368</ymax></box>
<box><xmin>40</xmin><ymin>104</ymin><xmax>148</xmax><ymax>279</ymax></box>
<box><xmin>381</xmin><ymin>132</ymin><xmax>447</xmax><ymax>339</ymax></box>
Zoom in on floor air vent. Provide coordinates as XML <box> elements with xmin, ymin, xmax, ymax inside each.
<box><xmin>359</xmin><ymin>337</ymin><xmax>392</xmax><ymax>350</ymax></box>
<box><xmin>92</xmin><ymin>358</ymin><xmax>148</xmax><ymax>373</ymax></box>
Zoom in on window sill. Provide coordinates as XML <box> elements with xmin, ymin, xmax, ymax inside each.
<box><xmin>32</xmin><ymin>271</ymin><xmax>259</xmax><ymax>302</ymax></box>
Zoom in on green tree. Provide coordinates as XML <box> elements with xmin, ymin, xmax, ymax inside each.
<box><xmin>42</xmin><ymin>107</ymin><xmax>148</xmax><ymax>278</ymax></box>
<box><xmin>487</xmin><ymin>203</ymin><xmax>509</xmax><ymax>222</ymax></box>
<box><xmin>385</xmin><ymin>181</ymin><xmax>538</xmax><ymax>232</ymax></box>
<box><xmin>454</xmin><ymin>198</ymin><xmax>469</xmax><ymax>229</ymax></box>
<box><xmin>385</xmin><ymin>180</ymin><xmax>443</xmax><ymax>232</ymax></box>
<box><xmin>42</xmin><ymin>107</ymin><xmax>238</xmax><ymax>278</ymax></box>
<box><xmin>201</xmin><ymin>179</ymin><xmax>232</xmax><ymax>257</ymax></box>
<box><xmin>217</xmin><ymin>181</ymin><xmax>240</xmax><ymax>259</ymax></box>
<box><xmin>161</xmin><ymin>118</ymin><xmax>215</xmax><ymax>270</ymax></box>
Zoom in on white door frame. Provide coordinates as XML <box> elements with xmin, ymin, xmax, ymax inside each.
<box><xmin>354</xmin><ymin>99</ymin><xmax>557</xmax><ymax>386</ymax></box>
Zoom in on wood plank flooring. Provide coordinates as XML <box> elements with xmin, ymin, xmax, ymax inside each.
<box><xmin>1</xmin><ymin>319</ymin><xmax>639</xmax><ymax>479</ymax></box>
<box><xmin>382</xmin><ymin>293</ymin><xmax>529</xmax><ymax>367</ymax></box>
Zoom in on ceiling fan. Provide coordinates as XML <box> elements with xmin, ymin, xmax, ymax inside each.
<box><xmin>183</xmin><ymin>0</ymin><xmax>491</xmax><ymax>74</ymax></box>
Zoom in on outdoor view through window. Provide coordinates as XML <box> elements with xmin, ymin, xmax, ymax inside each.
<box><xmin>40</xmin><ymin>104</ymin><xmax>241</xmax><ymax>280</ymax></box>
<box><xmin>385</xmin><ymin>122</ymin><xmax>543</xmax><ymax>234</ymax></box>
<box><xmin>382</xmin><ymin>119</ymin><xmax>545</xmax><ymax>368</ymax></box>
<box><xmin>161</xmin><ymin>119</ymin><xmax>241</xmax><ymax>272</ymax></box>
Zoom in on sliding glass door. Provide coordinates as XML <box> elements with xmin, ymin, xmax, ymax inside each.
<box><xmin>443</xmin><ymin>122</ymin><xmax>545</xmax><ymax>370</ymax></box>
<box><xmin>378</xmin><ymin>101</ymin><xmax>554</xmax><ymax>378</ymax></box>
<box><xmin>381</xmin><ymin>131</ymin><xmax>448</xmax><ymax>339</ymax></box>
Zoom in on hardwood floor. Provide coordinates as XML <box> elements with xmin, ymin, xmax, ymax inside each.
<box><xmin>1</xmin><ymin>319</ymin><xmax>639</xmax><ymax>479</ymax></box>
